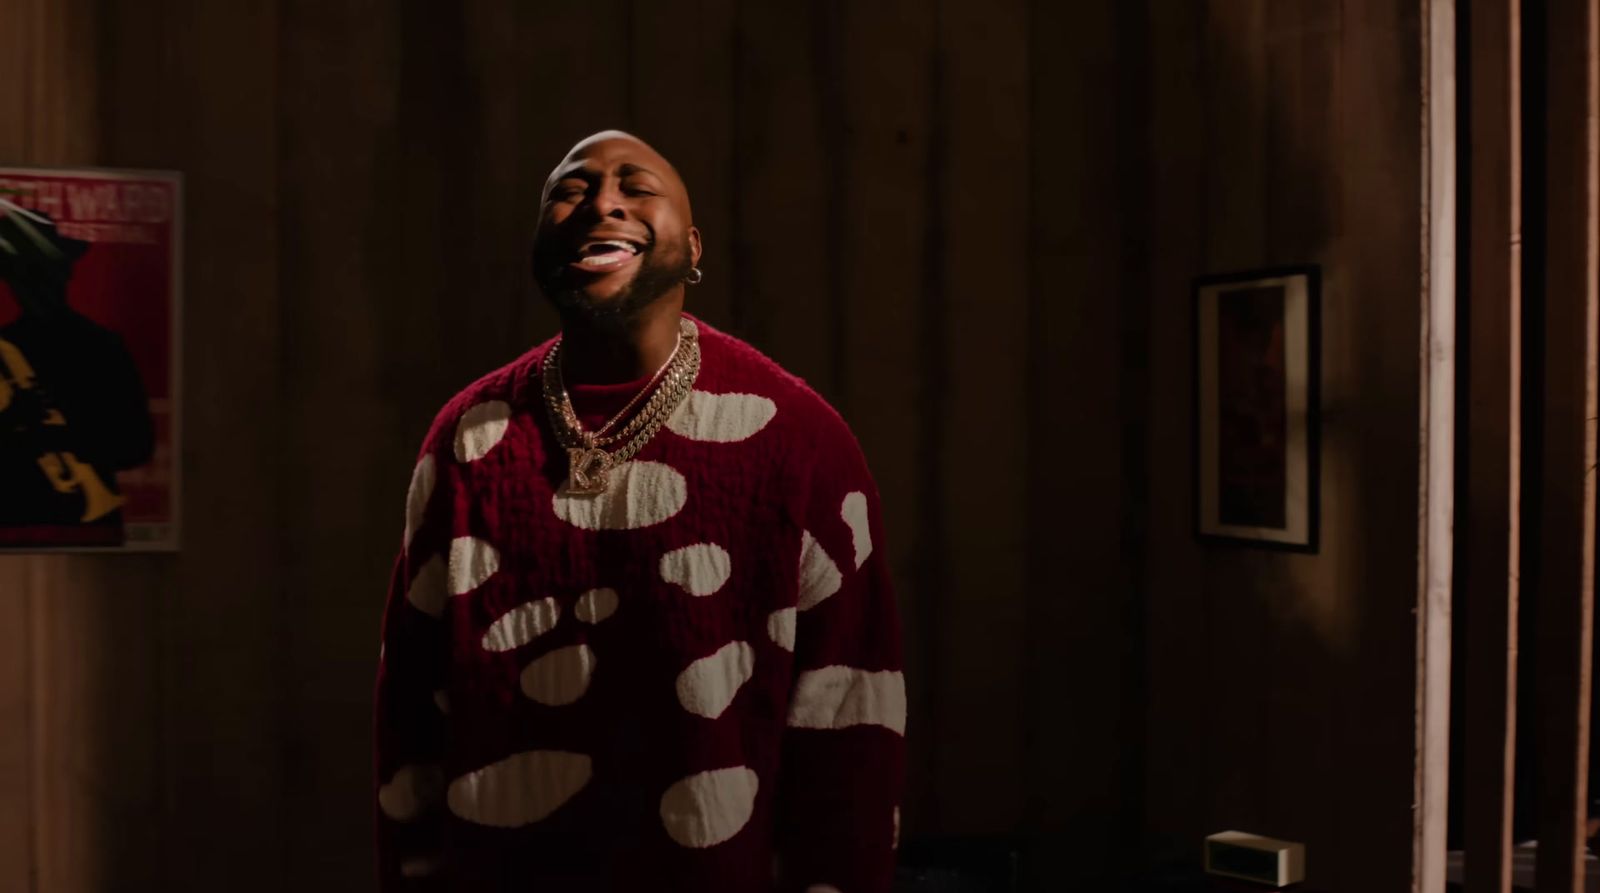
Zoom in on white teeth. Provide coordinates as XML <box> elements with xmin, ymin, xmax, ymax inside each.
<box><xmin>575</xmin><ymin>239</ymin><xmax>641</xmax><ymax>268</ymax></box>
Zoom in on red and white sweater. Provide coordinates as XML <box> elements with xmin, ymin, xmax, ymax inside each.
<box><xmin>375</xmin><ymin>317</ymin><xmax>905</xmax><ymax>892</ymax></box>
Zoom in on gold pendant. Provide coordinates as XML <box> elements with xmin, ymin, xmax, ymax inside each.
<box><xmin>567</xmin><ymin>447</ymin><xmax>612</xmax><ymax>495</ymax></box>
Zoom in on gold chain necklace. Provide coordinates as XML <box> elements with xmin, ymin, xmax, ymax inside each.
<box><xmin>560</xmin><ymin>327</ymin><xmax>683</xmax><ymax>447</ymax></box>
<box><xmin>541</xmin><ymin>318</ymin><xmax>700</xmax><ymax>495</ymax></box>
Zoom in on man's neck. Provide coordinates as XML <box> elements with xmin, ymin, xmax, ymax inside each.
<box><xmin>558</xmin><ymin>299</ymin><xmax>683</xmax><ymax>385</ymax></box>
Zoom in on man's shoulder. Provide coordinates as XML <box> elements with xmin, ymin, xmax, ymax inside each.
<box><xmin>697</xmin><ymin>320</ymin><xmax>850</xmax><ymax>430</ymax></box>
<box><xmin>694</xmin><ymin>320</ymin><xmax>862</xmax><ymax>458</ymax></box>
<box><xmin>415</xmin><ymin>337</ymin><xmax>553</xmax><ymax>458</ymax></box>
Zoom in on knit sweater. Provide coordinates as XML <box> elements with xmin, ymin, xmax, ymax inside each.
<box><xmin>374</xmin><ymin>316</ymin><xmax>905</xmax><ymax>892</ymax></box>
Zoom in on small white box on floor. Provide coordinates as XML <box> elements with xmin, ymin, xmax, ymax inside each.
<box><xmin>1204</xmin><ymin>830</ymin><xmax>1307</xmax><ymax>887</ymax></box>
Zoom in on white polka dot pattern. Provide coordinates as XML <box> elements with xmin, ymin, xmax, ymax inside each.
<box><xmin>798</xmin><ymin>531</ymin><xmax>842</xmax><ymax>611</ymax></box>
<box><xmin>660</xmin><ymin>767</ymin><xmax>760</xmax><ymax>848</ymax></box>
<box><xmin>787</xmin><ymin>666</ymin><xmax>907</xmax><ymax>735</ymax></box>
<box><xmin>552</xmin><ymin>461</ymin><xmax>688</xmax><ymax>530</ymax></box>
<box><xmin>454</xmin><ymin>400</ymin><xmax>512</xmax><ymax>462</ymax></box>
<box><xmin>520</xmin><ymin>644</ymin><xmax>596</xmax><ymax>706</ymax></box>
<box><xmin>660</xmin><ymin>543</ymin><xmax>733</xmax><ymax>596</ymax></box>
<box><xmin>767</xmin><ymin>608</ymin><xmax>796</xmax><ymax>653</ymax></box>
<box><xmin>405</xmin><ymin>555</ymin><xmax>448</xmax><ymax>618</ymax></box>
<box><xmin>482</xmin><ymin>597</ymin><xmax>561</xmax><ymax>652</ymax></box>
<box><xmin>676</xmin><ymin>641</ymin><xmax>755</xmax><ymax>719</ymax></box>
<box><xmin>378</xmin><ymin>764</ymin><xmax>444</xmax><ymax>822</ymax></box>
<box><xmin>666</xmin><ymin>391</ymin><xmax>778</xmax><ymax>443</ymax></box>
<box><xmin>448</xmin><ymin>536</ymin><xmax>500</xmax><ymax>596</ymax></box>
<box><xmin>404</xmin><ymin>454</ymin><xmax>435</xmax><ymax>547</ymax></box>
<box><xmin>447</xmin><ymin>750</ymin><xmax>592</xmax><ymax>828</ymax></box>
<box><xmin>841</xmin><ymin>491</ymin><xmax>872</xmax><ymax>569</ymax></box>
<box><xmin>574</xmin><ymin>587</ymin><xmax>620</xmax><ymax>624</ymax></box>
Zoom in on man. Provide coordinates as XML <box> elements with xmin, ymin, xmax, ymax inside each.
<box><xmin>0</xmin><ymin>207</ymin><xmax>152</xmax><ymax>545</ymax></box>
<box><xmin>375</xmin><ymin>131</ymin><xmax>905</xmax><ymax>892</ymax></box>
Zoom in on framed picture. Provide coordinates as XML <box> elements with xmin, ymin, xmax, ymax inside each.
<box><xmin>1194</xmin><ymin>266</ymin><xmax>1319</xmax><ymax>551</ymax></box>
<box><xmin>0</xmin><ymin>167</ymin><xmax>183</xmax><ymax>551</ymax></box>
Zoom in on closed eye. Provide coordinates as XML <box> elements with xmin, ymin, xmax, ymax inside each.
<box><xmin>550</xmin><ymin>177</ymin><xmax>592</xmax><ymax>201</ymax></box>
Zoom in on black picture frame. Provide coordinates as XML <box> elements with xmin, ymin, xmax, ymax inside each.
<box><xmin>1193</xmin><ymin>265</ymin><xmax>1321</xmax><ymax>552</ymax></box>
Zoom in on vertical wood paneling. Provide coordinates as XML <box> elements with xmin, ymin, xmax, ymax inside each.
<box><xmin>0</xmin><ymin>557</ymin><xmax>29</xmax><ymax>893</ymax></box>
<box><xmin>1204</xmin><ymin>0</ymin><xmax>1269</xmax><ymax>271</ymax></box>
<box><xmin>1463</xmin><ymin>1</ymin><xmax>1521</xmax><ymax>890</ymax></box>
<box><xmin>0</xmin><ymin>3</ymin><xmax>1460</xmax><ymax>890</ymax></box>
<box><xmin>1197</xmin><ymin>0</ymin><xmax>1283</xmax><ymax>847</ymax></box>
<box><xmin>0</xmin><ymin>0</ymin><xmax>26</xmax><ymax>162</ymax></box>
<box><xmin>0</xmin><ymin>1</ymin><xmax>101</xmax><ymax>888</ymax></box>
<box><xmin>453</xmin><ymin>0</ymin><xmax>543</xmax><ymax>388</ymax></box>
<box><xmin>1534</xmin><ymin>0</ymin><xmax>1599</xmax><ymax>889</ymax></box>
<box><xmin>630</xmin><ymin>0</ymin><xmax>739</xmax><ymax>333</ymax></box>
<box><xmin>1024</xmin><ymin>0</ymin><xmax>1143</xmax><ymax>871</ymax></box>
<box><xmin>1336</xmin><ymin>4</ymin><xmax>1427</xmax><ymax>889</ymax></box>
<box><xmin>1141</xmin><ymin>0</ymin><xmax>1209</xmax><ymax>862</ymax></box>
<box><xmin>0</xmin><ymin>1</ymin><xmax>177</xmax><ymax>891</ymax></box>
<box><xmin>726</xmin><ymin>1</ymin><xmax>834</xmax><ymax>387</ymax></box>
<box><xmin>1263</xmin><ymin>0</ymin><xmax>1343</xmax><ymax>861</ymax></box>
<box><xmin>29</xmin><ymin>556</ymin><xmax>166</xmax><ymax>893</ymax></box>
<box><xmin>828</xmin><ymin>0</ymin><xmax>940</xmax><ymax>830</ymax></box>
<box><xmin>1142</xmin><ymin>1</ymin><xmax>1431</xmax><ymax>890</ymax></box>
<box><xmin>93</xmin><ymin>4</ymin><xmax>168</xmax><ymax>884</ymax></box>
<box><xmin>1419</xmin><ymin>3</ymin><xmax>1458</xmax><ymax>890</ymax></box>
<box><xmin>0</xmin><ymin>6</ymin><xmax>42</xmax><ymax>886</ymax></box>
<box><xmin>275</xmin><ymin>2</ymin><xmax>406</xmax><ymax>886</ymax></box>
<box><xmin>937</xmin><ymin>0</ymin><xmax>1029</xmax><ymax>833</ymax></box>
<box><xmin>24</xmin><ymin>0</ymin><xmax>97</xmax><ymax>164</ymax></box>
<box><xmin>129</xmin><ymin>0</ymin><xmax>285</xmax><ymax>888</ymax></box>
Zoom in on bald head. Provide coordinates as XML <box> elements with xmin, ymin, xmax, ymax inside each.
<box><xmin>530</xmin><ymin>130</ymin><xmax>702</xmax><ymax>328</ymax></box>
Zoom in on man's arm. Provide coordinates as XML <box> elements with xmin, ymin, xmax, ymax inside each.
<box><xmin>775</xmin><ymin>425</ymin><xmax>906</xmax><ymax>893</ymax></box>
<box><xmin>374</xmin><ymin>451</ymin><xmax>451</xmax><ymax>889</ymax></box>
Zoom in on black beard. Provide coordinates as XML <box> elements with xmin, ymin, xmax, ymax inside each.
<box><xmin>534</xmin><ymin>237</ymin><xmax>692</xmax><ymax>331</ymax></box>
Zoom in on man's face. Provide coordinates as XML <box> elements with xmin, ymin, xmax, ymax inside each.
<box><xmin>0</xmin><ymin>213</ymin><xmax>82</xmax><ymax>317</ymax></box>
<box><xmin>531</xmin><ymin>134</ymin><xmax>701</xmax><ymax>326</ymax></box>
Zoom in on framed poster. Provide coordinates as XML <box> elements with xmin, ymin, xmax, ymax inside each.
<box><xmin>0</xmin><ymin>167</ymin><xmax>182</xmax><ymax>551</ymax></box>
<box><xmin>1194</xmin><ymin>266</ymin><xmax>1319</xmax><ymax>551</ymax></box>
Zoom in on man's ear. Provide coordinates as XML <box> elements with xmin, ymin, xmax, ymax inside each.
<box><xmin>688</xmin><ymin>226</ymin><xmax>703</xmax><ymax>267</ymax></box>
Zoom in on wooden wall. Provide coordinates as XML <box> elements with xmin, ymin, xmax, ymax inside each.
<box><xmin>1141</xmin><ymin>2</ymin><xmax>1438</xmax><ymax>891</ymax></box>
<box><xmin>0</xmin><ymin>0</ymin><xmax>286</xmax><ymax>890</ymax></box>
<box><xmin>0</xmin><ymin>1</ymin><xmax>1443</xmax><ymax>890</ymax></box>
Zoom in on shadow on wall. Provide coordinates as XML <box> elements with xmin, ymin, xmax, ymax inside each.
<box><xmin>1130</xmin><ymin>3</ymin><xmax>1426</xmax><ymax>893</ymax></box>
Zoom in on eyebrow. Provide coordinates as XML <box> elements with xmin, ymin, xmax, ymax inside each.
<box><xmin>553</xmin><ymin>165</ymin><xmax>596</xmax><ymax>183</ymax></box>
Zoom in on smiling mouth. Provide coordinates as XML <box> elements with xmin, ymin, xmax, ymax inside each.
<box><xmin>572</xmin><ymin>239</ymin><xmax>644</xmax><ymax>270</ymax></box>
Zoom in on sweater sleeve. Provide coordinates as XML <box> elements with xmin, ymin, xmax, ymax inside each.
<box><xmin>374</xmin><ymin>444</ymin><xmax>452</xmax><ymax>890</ymax></box>
<box><xmin>774</xmin><ymin>418</ymin><xmax>906</xmax><ymax>893</ymax></box>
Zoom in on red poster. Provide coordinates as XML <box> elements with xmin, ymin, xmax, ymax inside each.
<box><xmin>0</xmin><ymin>168</ymin><xmax>181</xmax><ymax>551</ymax></box>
